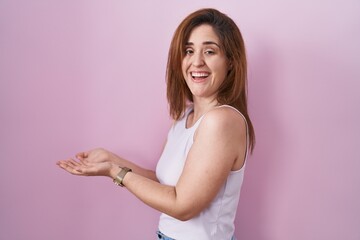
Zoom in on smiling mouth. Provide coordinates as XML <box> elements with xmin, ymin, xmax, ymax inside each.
<box><xmin>191</xmin><ymin>72</ymin><xmax>210</xmax><ymax>81</ymax></box>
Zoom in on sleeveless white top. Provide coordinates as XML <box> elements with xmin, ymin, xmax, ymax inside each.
<box><xmin>156</xmin><ymin>105</ymin><xmax>249</xmax><ymax>240</ymax></box>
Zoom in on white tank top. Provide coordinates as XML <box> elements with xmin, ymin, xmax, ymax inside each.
<box><xmin>156</xmin><ymin>105</ymin><xmax>249</xmax><ymax>240</ymax></box>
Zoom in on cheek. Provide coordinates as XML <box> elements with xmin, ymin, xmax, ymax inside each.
<box><xmin>221</xmin><ymin>61</ymin><xmax>230</xmax><ymax>76</ymax></box>
<box><xmin>213</xmin><ymin>62</ymin><xmax>228</xmax><ymax>80</ymax></box>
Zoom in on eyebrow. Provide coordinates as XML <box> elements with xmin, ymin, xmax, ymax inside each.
<box><xmin>185</xmin><ymin>41</ymin><xmax>220</xmax><ymax>48</ymax></box>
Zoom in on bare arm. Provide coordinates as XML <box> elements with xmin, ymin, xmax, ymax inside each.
<box><xmin>97</xmin><ymin>149</ymin><xmax>158</xmax><ymax>182</ymax></box>
<box><xmin>114</xmin><ymin>108</ymin><xmax>246</xmax><ymax>220</ymax></box>
<box><xmin>57</xmin><ymin>108</ymin><xmax>246</xmax><ymax>221</ymax></box>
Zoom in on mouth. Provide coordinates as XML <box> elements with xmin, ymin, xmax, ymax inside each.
<box><xmin>191</xmin><ymin>71</ymin><xmax>210</xmax><ymax>82</ymax></box>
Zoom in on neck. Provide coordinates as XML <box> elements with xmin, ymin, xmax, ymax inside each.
<box><xmin>191</xmin><ymin>97</ymin><xmax>219</xmax><ymax>121</ymax></box>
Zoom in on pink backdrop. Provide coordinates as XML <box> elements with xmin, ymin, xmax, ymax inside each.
<box><xmin>1</xmin><ymin>1</ymin><xmax>359</xmax><ymax>239</ymax></box>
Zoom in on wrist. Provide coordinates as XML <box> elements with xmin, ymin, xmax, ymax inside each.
<box><xmin>113</xmin><ymin>167</ymin><xmax>132</xmax><ymax>187</ymax></box>
<box><xmin>109</xmin><ymin>164</ymin><xmax>121</xmax><ymax>179</ymax></box>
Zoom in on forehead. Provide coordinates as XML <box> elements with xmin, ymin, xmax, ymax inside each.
<box><xmin>187</xmin><ymin>24</ymin><xmax>220</xmax><ymax>44</ymax></box>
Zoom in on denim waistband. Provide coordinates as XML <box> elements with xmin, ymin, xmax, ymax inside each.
<box><xmin>156</xmin><ymin>230</ymin><xmax>175</xmax><ymax>240</ymax></box>
<box><xmin>156</xmin><ymin>230</ymin><xmax>236</xmax><ymax>240</ymax></box>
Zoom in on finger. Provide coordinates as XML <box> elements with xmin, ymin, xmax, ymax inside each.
<box><xmin>76</xmin><ymin>151</ymin><xmax>88</xmax><ymax>160</ymax></box>
<box><xmin>66</xmin><ymin>160</ymin><xmax>95</xmax><ymax>173</ymax></box>
<box><xmin>76</xmin><ymin>165</ymin><xmax>103</xmax><ymax>176</ymax></box>
<box><xmin>58</xmin><ymin>163</ymin><xmax>80</xmax><ymax>175</ymax></box>
<box><xmin>64</xmin><ymin>159</ymin><xmax>81</xmax><ymax>169</ymax></box>
<box><xmin>57</xmin><ymin>160</ymin><xmax>85</xmax><ymax>175</ymax></box>
<box><xmin>79</xmin><ymin>157</ymin><xmax>90</xmax><ymax>165</ymax></box>
<box><xmin>57</xmin><ymin>159</ymin><xmax>73</xmax><ymax>166</ymax></box>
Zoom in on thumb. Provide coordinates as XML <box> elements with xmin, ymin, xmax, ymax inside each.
<box><xmin>76</xmin><ymin>151</ymin><xmax>88</xmax><ymax>160</ymax></box>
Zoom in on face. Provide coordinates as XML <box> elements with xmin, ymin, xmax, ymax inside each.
<box><xmin>182</xmin><ymin>24</ymin><xmax>229</xmax><ymax>102</ymax></box>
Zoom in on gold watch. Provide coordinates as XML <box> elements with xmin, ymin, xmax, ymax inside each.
<box><xmin>113</xmin><ymin>167</ymin><xmax>132</xmax><ymax>187</ymax></box>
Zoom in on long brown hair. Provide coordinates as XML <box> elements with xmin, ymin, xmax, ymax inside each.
<box><xmin>166</xmin><ymin>8</ymin><xmax>255</xmax><ymax>152</ymax></box>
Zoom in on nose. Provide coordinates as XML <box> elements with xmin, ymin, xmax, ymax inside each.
<box><xmin>192</xmin><ymin>51</ymin><xmax>205</xmax><ymax>67</ymax></box>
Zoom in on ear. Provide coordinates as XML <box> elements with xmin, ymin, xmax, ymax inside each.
<box><xmin>228</xmin><ymin>61</ymin><xmax>233</xmax><ymax>71</ymax></box>
<box><xmin>228</xmin><ymin>58</ymin><xmax>233</xmax><ymax>68</ymax></box>
<box><xmin>227</xmin><ymin>62</ymin><xmax>233</xmax><ymax>75</ymax></box>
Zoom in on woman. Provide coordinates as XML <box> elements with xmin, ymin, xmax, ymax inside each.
<box><xmin>57</xmin><ymin>8</ymin><xmax>255</xmax><ymax>240</ymax></box>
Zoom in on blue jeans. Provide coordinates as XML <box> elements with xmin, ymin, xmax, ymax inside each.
<box><xmin>156</xmin><ymin>230</ymin><xmax>236</xmax><ymax>240</ymax></box>
<box><xmin>156</xmin><ymin>230</ymin><xmax>175</xmax><ymax>240</ymax></box>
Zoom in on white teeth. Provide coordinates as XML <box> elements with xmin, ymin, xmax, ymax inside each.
<box><xmin>191</xmin><ymin>72</ymin><xmax>209</xmax><ymax>77</ymax></box>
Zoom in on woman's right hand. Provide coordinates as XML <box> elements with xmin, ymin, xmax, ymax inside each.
<box><xmin>57</xmin><ymin>148</ymin><xmax>159</xmax><ymax>182</ymax></box>
<box><xmin>57</xmin><ymin>148</ymin><xmax>119</xmax><ymax>177</ymax></box>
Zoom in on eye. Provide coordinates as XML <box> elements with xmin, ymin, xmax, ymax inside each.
<box><xmin>185</xmin><ymin>48</ymin><xmax>194</xmax><ymax>55</ymax></box>
<box><xmin>204</xmin><ymin>50</ymin><xmax>215</xmax><ymax>55</ymax></box>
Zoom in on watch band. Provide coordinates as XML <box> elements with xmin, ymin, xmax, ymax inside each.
<box><xmin>113</xmin><ymin>167</ymin><xmax>132</xmax><ymax>187</ymax></box>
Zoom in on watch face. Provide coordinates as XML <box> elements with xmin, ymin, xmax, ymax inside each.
<box><xmin>113</xmin><ymin>168</ymin><xmax>132</xmax><ymax>187</ymax></box>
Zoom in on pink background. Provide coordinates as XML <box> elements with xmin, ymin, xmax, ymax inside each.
<box><xmin>1</xmin><ymin>0</ymin><xmax>359</xmax><ymax>239</ymax></box>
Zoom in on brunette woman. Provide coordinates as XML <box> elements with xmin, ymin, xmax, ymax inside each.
<box><xmin>57</xmin><ymin>8</ymin><xmax>255</xmax><ymax>240</ymax></box>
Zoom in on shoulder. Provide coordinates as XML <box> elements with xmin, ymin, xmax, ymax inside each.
<box><xmin>196</xmin><ymin>106</ymin><xmax>246</xmax><ymax>140</ymax></box>
<box><xmin>203</xmin><ymin>106</ymin><xmax>246</xmax><ymax>130</ymax></box>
